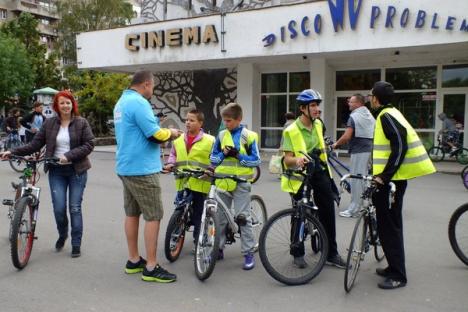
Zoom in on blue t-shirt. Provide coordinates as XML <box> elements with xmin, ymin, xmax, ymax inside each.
<box><xmin>114</xmin><ymin>89</ymin><xmax>161</xmax><ymax>176</ymax></box>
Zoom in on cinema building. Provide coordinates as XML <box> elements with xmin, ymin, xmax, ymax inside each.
<box><xmin>77</xmin><ymin>0</ymin><xmax>468</xmax><ymax>150</ymax></box>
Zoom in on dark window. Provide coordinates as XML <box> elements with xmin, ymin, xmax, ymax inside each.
<box><xmin>442</xmin><ymin>64</ymin><xmax>468</xmax><ymax>88</ymax></box>
<box><xmin>386</xmin><ymin>67</ymin><xmax>436</xmax><ymax>90</ymax></box>
<box><xmin>289</xmin><ymin>72</ymin><xmax>310</xmax><ymax>92</ymax></box>
<box><xmin>336</xmin><ymin>69</ymin><xmax>380</xmax><ymax>91</ymax></box>
<box><xmin>392</xmin><ymin>92</ymin><xmax>436</xmax><ymax>129</ymax></box>
<box><xmin>261</xmin><ymin>73</ymin><xmax>287</xmax><ymax>93</ymax></box>
<box><xmin>261</xmin><ymin>95</ymin><xmax>287</xmax><ymax>127</ymax></box>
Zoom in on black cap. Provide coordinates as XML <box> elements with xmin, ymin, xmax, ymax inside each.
<box><xmin>156</xmin><ymin>112</ymin><xmax>167</xmax><ymax>118</ymax></box>
<box><xmin>371</xmin><ymin>81</ymin><xmax>394</xmax><ymax>99</ymax></box>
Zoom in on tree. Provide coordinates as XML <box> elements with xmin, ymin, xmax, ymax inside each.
<box><xmin>0</xmin><ymin>33</ymin><xmax>36</xmax><ymax>109</ymax></box>
<box><xmin>57</xmin><ymin>0</ymin><xmax>134</xmax><ymax>64</ymax></box>
<box><xmin>1</xmin><ymin>12</ymin><xmax>62</xmax><ymax>91</ymax></box>
<box><xmin>75</xmin><ymin>71</ymin><xmax>131</xmax><ymax>135</ymax></box>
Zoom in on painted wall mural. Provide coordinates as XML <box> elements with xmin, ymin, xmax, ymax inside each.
<box><xmin>151</xmin><ymin>68</ymin><xmax>237</xmax><ymax>135</ymax></box>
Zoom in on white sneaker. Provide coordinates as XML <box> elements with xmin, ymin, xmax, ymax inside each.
<box><xmin>339</xmin><ymin>210</ymin><xmax>358</xmax><ymax>218</ymax></box>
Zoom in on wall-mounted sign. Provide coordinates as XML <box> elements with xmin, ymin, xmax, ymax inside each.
<box><xmin>125</xmin><ymin>25</ymin><xmax>218</xmax><ymax>51</ymax></box>
<box><xmin>262</xmin><ymin>0</ymin><xmax>468</xmax><ymax>47</ymax></box>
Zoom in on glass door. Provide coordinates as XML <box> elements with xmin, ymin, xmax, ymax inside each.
<box><xmin>442</xmin><ymin>93</ymin><xmax>468</xmax><ymax>147</ymax></box>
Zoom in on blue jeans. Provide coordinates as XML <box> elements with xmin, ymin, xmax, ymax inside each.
<box><xmin>48</xmin><ymin>165</ymin><xmax>87</xmax><ymax>247</ymax></box>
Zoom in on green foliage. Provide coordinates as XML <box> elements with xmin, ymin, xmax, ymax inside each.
<box><xmin>75</xmin><ymin>71</ymin><xmax>131</xmax><ymax>135</ymax></box>
<box><xmin>0</xmin><ymin>33</ymin><xmax>35</xmax><ymax>108</ymax></box>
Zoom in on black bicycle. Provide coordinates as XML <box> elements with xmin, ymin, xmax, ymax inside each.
<box><xmin>2</xmin><ymin>155</ymin><xmax>58</xmax><ymax>269</ymax></box>
<box><xmin>461</xmin><ymin>166</ymin><xmax>468</xmax><ymax>190</ymax></box>
<box><xmin>428</xmin><ymin>134</ymin><xmax>468</xmax><ymax>164</ymax></box>
<box><xmin>341</xmin><ymin>174</ymin><xmax>394</xmax><ymax>292</ymax></box>
<box><xmin>448</xmin><ymin>203</ymin><xmax>468</xmax><ymax>266</ymax></box>
<box><xmin>193</xmin><ymin>169</ymin><xmax>267</xmax><ymax>281</ymax></box>
<box><xmin>258</xmin><ymin>151</ymin><xmax>329</xmax><ymax>285</ymax></box>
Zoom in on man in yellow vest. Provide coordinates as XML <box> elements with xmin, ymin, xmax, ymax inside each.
<box><xmin>210</xmin><ymin>103</ymin><xmax>261</xmax><ymax>270</ymax></box>
<box><xmin>370</xmin><ymin>81</ymin><xmax>435</xmax><ymax>289</ymax></box>
<box><xmin>164</xmin><ymin>109</ymin><xmax>215</xmax><ymax>242</ymax></box>
<box><xmin>282</xmin><ymin>89</ymin><xmax>346</xmax><ymax>269</ymax></box>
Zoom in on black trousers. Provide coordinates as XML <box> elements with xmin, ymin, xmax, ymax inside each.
<box><xmin>290</xmin><ymin>169</ymin><xmax>338</xmax><ymax>259</ymax></box>
<box><xmin>373</xmin><ymin>180</ymin><xmax>408</xmax><ymax>283</ymax></box>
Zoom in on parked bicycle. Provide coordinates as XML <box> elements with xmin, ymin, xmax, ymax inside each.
<box><xmin>428</xmin><ymin>134</ymin><xmax>468</xmax><ymax>164</ymax></box>
<box><xmin>2</xmin><ymin>155</ymin><xmax>58</xmax><ymax>269</ymax></box>
<box><xmin>341</xmin><ymin>174</ymin><xmax>394</xmax><ymax>293</ymax></box>
<box><xmin>448</xmin><ymin>202</ymin><xmax>468</xmax><ymax>266</ymax></box>
<box><xmin>192</xmin><ymin>169</ymin><xmax>267</xmax><ymax>280</ymax></box>
<box><xmin>461</xmin><ymin>166</ymin><xmax>468</xmax><ymax>190</ymax></box>
<box><xmin>258</xmin><ymin>151</ymin><xmax>329</xmax><ymax>285</ymax></box>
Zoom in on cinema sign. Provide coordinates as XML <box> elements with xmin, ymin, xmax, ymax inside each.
<box><xmin>125</xmin><ymin>25</ymin><xmax>219</xmax><ymax>51</ymax></box>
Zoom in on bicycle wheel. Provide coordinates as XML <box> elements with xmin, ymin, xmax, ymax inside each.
<box><xmin>252</xmin><ymin>166</ymin><xmax>261</xmax><ymax>184</ymax></box>
<box><xmin>194</xmin><ymin>208</ymin><xmax>220</xmax><ymax>281</ymax></box>
<box><xmin>250</xmin><ymin>194</ymin><xmax>267</xmax><ymax>251</ymax></box>
<box><xmin>448</xmin><ymin>203</ymin><xmax>468</xmax><ymax>266</ymax></box>
<box><xmin>10</xmin><ymin>197</ymin><xmax>34</xmax><ymax>270</ymax></box>
<box><xmin>369</xmin><ymin>214</ymin><xmax>385</xmax><ymax>262</ymax></box>
<box><xmin>164</xmin><ymin>209</ymin><xmax>187</xmax><ymax>262</ymax></box>
<box><xmin>456</xmin><ymin>148</ymin><xmax>468</xmax><ymax>165</ymax></box>
<box><xmin>428</xmin><ymin>146</ymin><xmax>445</xmax><ymax>162</ymax></box>
<box><xmin>464</xmin><ymin>171</ymin><xmax>468</xmax><ymax>190</ymax></box>
<box><xmin>259</xmin><ymin>208</ymin><xmax>328</xmax><ymax>285</ymax></box>
<box><xmin>461</xmin><ymin>166</ymin><xmax>468</xmax><ymax>182</ymax></box>
<box><xmin>9</xmin><ymin>157</ymin><xmax>26</xmax><ymax>173</ymax></box>
<box><xmin>344</xmin><ymin>213</ymin><xmax>367</xmax><ymax>292</ymax></box>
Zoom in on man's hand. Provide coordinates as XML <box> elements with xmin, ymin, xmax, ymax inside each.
<box><xmin>295</xmin><ymin>157</ymin><xmax>309</xmax><ymax>168</ymax></box>
<box><xmin>162</xmin><ymin>163</ymin><xmax>174</xmax><ymax>173</ymax></box>
<box><xmin>331</xmin><ymin>143</ymin><xmax>338</xmax><ymax>150</ymax></box>
<box><xmin>169</xmin><ymin>128</ymin><xmax>182</xmax><ymax>139</ymax></box>
<box><xmin>0</xmin><ymin>151</ymin><xmax>12</xmax><ymax>160</ymax></box>
<box><xmin>373</xmin><ymin>176</ymin><xmax>384</xmax><ymax>185</ymax></box>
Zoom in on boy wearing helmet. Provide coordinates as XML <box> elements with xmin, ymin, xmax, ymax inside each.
<box><xmin>281</xmin><ymin>89</ymin><xmax>346</xmax><ymax>269</ymax></box>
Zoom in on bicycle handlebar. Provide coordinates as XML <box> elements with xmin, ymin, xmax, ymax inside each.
<box><xmin>341</xmin><ymin>174</ymin><xmax>396</xmax><ymax>193</ymax></box>
<box><xmin>4</xmin><ymin>155</ymin><xmax>59</xmax><ymax>165</ymax></box>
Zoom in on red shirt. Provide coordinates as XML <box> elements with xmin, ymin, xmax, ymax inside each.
<box><xmin>186</xmin><ymin>134</ymin><xmax>196</xmax><ymax>152</ymax></box>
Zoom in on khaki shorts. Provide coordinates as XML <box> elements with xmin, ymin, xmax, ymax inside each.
<box><xmin>119</xmin><ymin>173</ymin><xmax>164</xmax><ymax>221</ymax></box>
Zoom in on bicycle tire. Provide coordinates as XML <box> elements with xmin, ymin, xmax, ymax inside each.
<box><xmin>464</xmin><ymin>171</ymin><xmax>468</xmax><ymax>190</ymax></box>
<box><xmin>370</xmin><ymin>214</ymin><xmax>385</xmax><ymax>262</ymax></box>
<box><xmin>448</xmin><ymin>203</ymin><xmax>468</xmax><ymax>266</ymax></box>
<box><xmin>259</xmin><ymin>208</ymin><xmax>328</xmax><ymax>285</ymax></box>
<box><xmin>9</xmin><ymin>157</ymin><xmax>26</xmax><ymax>173</ymax></box>
<box><xmin>10</xmin><ymin>197</ymin><xmax>34</xmax><ymax>270</ymax></box>
<box><xmin>428</xmin><ymin>146</ymin><xmax>445</xmax><ymax>162</ymax></box>
<box><xmin>456</xmin><ymin>148</ymin><xmax>468</xmax><ymax>165</ymax></box>
<box><xmin>252</xmin><ymin>166</ymin><xmax>261</xmax><ymax>184</ymax></box>
<box><xmin>250</xmin><ymin>194</ymin><xmax>267</xmax><ymax>251</ymax></box>
<box><xmin>194</xmin><ymin>208</ymin><xmax>220</xmax><ymax>281</ymax></box>
<box><xmin>164</xmin><ymin>209</ymin><xmax>187</xmax><ymax>262</ymax></box>
<box><xmin>461</xmin><ymin>166</ymin><xmax>468</xmax><ymax>182</ymax></box>
<box><xmin>344</xmin><ymin>213</ymin><xmax>367</xmax><ymax>293</ymax></box>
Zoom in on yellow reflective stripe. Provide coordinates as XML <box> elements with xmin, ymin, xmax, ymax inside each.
<box><xmin>221</xmin><ymin>160</ymin><xmax>240</xmax><ymax>166</ymax></box>
<box><xmin>373</xmin><ymin>153</ymin><xmax>431</xmax><ymax>165</ymax></box>
<box><xmin>373</xmin><ymin>141</ymin><xmax>424</xmax><ymax>151</ymax></box>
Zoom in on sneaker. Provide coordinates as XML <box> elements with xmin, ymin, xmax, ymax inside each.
<box><xmin>55</xmin><ymin>236</ymin><xmax>67</xmax><ymax>251</ymax></box>
<box><xmin>339</xmin><ymin>210</ymin><xmax>358</xmax><ymax>218</ymax></box>
<box><xmin>71</xmin><ymin>246</ymin><xmax>81</xmax><ymax>258</ymax></box>
<box><xmin>375</xmin><ymin>267</ymin><xmax>391</xmax><ymax>277</ymax></box>
<box><xmin>125</xmin><ymin>257</ymin><xmax>147</xmax><ymax>274</ymax></box>
<box><xmin>141</xmin><ymin>265</ymin><xmax>177</xmax><ymax>283</ymax></box>
<box><xmin>293</xmin><ymin>256</ymin><xmax>308</xmax><ymax>269</ymax></box>
<box><xmin>326</xmin><ymin>254</ymin><xmax>347</xmax><ymax>269</ymax></box>
<box><xmin>378</xmin><ymin>278</ymin><xmax>406</xmax><ymax>289</ymax></box>
<box><xmin>243</xmin><ymin>253</ymin><xmax>255</xmax><ymax>270</ymax></box>
<box><xmin>217</xmin><ymin>249</ymin><xmax>224</xmax><ymax>260</ymax></box>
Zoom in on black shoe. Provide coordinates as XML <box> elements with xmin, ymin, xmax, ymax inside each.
<box><xmin>125</xmin><ymin>256</ymin><xmax>147</xmax><ymax>274</ymax></box>
<box><xmin>142</xmin><ymin>265</ymin><xmax>177</xmax><ymax>283</ymax></box>
<box><xmin>376</xmin><ymin>267</ymin><xmax>391</xmax><ymax>277</ymax></box>
<box><xmin>293</xmin><ymin>256</ymin><xmax>308</xmax><ymax>269</ymax></box>
<box><xmin>71</xmin><ymin>246</ymin><xmax>81</xmax><ymax>258</ymax></box>
<box><xmin>326</xmin><ymin>254</ymin><xmax>347</xmax><ymax>269</ymax></box>
<box><xmin>378</xmin><ymin>278</ymin><xmax>406</xmax><ymax>289</ymax></box>
<box><xmin>55</xmin><ymin>236</ymin><xmax>67</xmax><ymax>251</ymax></box>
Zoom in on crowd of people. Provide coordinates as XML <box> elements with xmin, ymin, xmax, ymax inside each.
<box><xmin>0</xmin><ymin>70</ymin><xmax>439</xmax><ymax>290</ymax></box>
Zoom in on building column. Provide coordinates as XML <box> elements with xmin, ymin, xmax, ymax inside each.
<box><xmin>309</xmin><ymin>58</ymin><xmax>333</xmax><ymax>134</ymax></box>
<box><xmin>237</xmin><ymin>63</ymin><xmax>257</xmax><ymax>130</ymax></box>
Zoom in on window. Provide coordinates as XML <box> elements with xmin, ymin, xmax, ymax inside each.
<box><xmin>260</xmin><ymin>72</ymin><xmax>310</xmax><ymax>149</ymax></box>
<box><xmin>336</xmin><ymin>69</ymin><xmax>380</xmax><ymax>91</ymax></box>
<box><xmin>0</xmin><ymin>9</ymin><xmax>7</xmax><ymax>20</ymax></box>
<box><xmin>442</xmin><ymin>64</ymin><xmax>468</xmax><ymax>88</ymax></box>
<box><xmin>386</xmin><ymin>66</ymin><xmax>437</xmax><ymax>90</ymax></box>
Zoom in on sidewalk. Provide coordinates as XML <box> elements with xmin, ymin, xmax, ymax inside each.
<box><xmin>93</xmin><ymin>145</ymin><xmax>465</xmax><ymax>175</ymax></box>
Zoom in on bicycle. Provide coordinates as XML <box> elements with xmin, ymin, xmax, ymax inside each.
<box><xmin>2</xmin><ymin>155</ymin><xmax>58</xmax><ymax>269</ymax></box>
<box><xmin>448</xmin><ymin>203</ymin><xmax>468</xmax><ymax>266</ymax></box>
<box><xmin>461</xmin><ymin>166</ymin><xmax>468</xmax><ymax>190</ymax></box>
<box><xmin>193</xmin><ymin>169</ymin><xmax>267</xmax><ymax>281</ymax></box>
<box><xmin>428</xmin><ymin>134</ymin><xmax>468</xmax><ymax>165</ymax></box>
<box><xmin>341</xmin><ymin>174</ymin><xmax>395</xmax><ymax>293</ymax></box>
<box><xmin>258</xmin><ymin>151</ymin><xmax>329</xmax><ymax>285</ymax></box>
<box><xmin>9</xmin><ymin>147</ymin><xmax>46</xmax><ymax>173</ymax></box>
<box><xmin>324</xmin><ymin>137</ymin><xmax>351</xmax><ymax>194</ymax></box>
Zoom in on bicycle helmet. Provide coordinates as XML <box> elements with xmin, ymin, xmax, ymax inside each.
<box><xmin>296</xmin><ymin>89</ymin><xmax>322</xmax><ymax>104</ymax></box>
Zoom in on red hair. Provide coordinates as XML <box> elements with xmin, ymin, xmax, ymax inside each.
<box><xmin>53</xmin><ymin>90</ymin><xmax>80</xmax><ymax>117</ymax></box>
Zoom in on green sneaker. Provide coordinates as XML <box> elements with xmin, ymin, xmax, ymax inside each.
<box><xmin>141</xmin><ymin>265</ymin><xmax>177</xmax><ymax>283</ymax></box>
<box><xmin>125</xmin><ymin>257</ymin><xmax>147</xmax><ymax>274</ymax></box>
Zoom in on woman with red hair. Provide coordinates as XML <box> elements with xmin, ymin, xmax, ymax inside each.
<box><xmin>0</xmin><ymin>90</ymin><xmax>94</xmax><ymax>258</ymax></box>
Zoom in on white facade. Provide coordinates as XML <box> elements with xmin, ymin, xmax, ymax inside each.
<box><xmin>77</xmin><ymin>0</ymin><xmax>468</xmax><ymax>149</ymax></box>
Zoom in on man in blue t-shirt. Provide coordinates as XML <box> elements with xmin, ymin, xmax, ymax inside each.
<box><xmin>114</xmin><ymin>70</ymin><xmax>181</xmax><ymax>283</ymax></box>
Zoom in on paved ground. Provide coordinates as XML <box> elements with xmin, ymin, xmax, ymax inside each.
<box><xmin>0</xmin><ymin>152</ymin><xmax>467</xmax><ymax>312</ymax></box>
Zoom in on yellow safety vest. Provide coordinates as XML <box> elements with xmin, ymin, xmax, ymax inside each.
<box><xmin>373</xmin><ymin>107</ymin><xmax>436</xmax><ymax>180</ymax></box>
<box><xmin>281</xmin><ymin>120</ymin><xmax>332</xmax><ymax>194</ymax></box>
<box><xmin>173</xmin><ymin>133</ymin><xmax>215</xmax><ymax>194</ymax></box>
<box><xmin>214</xmin><ymin>128</ymin><xmax>258</xmax><ymax>192</ymax></box>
